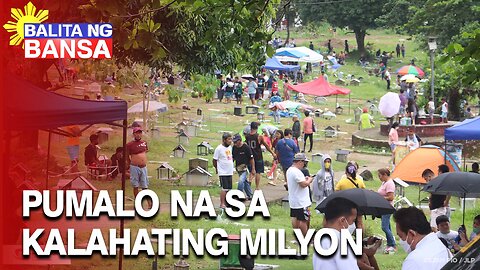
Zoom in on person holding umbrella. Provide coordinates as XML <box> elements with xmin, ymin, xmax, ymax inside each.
<box><xmin>377</xmin><ymin>168</ymin><xmax>397</xmax><ymax>254</ymax></box>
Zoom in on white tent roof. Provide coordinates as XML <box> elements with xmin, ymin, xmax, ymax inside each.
<box><xmin>128</xmin><ymin>100</ymin><xmax>168</xmax><ymax>113</ymax></box>
<box><xmin>275</xmin><ymin>46</ymin><xmax>324</xmax><ymax>63</ymax></box>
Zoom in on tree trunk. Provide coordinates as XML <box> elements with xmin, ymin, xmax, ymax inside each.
<box><xmin>448</xmin><ymin>88</ymin><xmax>461</xmax><ymax>120</ymax></box>
<box><xmin>354</xmin><ymin>29</ymin><xmax>366</xmax><ymax>56</ymax></box>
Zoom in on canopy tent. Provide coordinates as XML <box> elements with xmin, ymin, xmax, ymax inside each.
<box><xmin>444</xmin><ymin>116</ymin><xmax>480</xmax><ymax>140</ymax></box>
<box><xmin>263</xmin><ymin>57</ymin><xmax>300</xmax><ymax>72</ymax></box>
<box><xmin>7</xmin><ymin>76</ymin><xmax>127</xmax><ymax>130</ymax></box>
<box><xmin>286</xmin><ymin>76</ymin><xmax>351</xmax><ymax>112</ymax></box>
<box><xmin>128</xmin><ymin>100</ymin><xmax>168</xmax><ymax>113</ymax></box>
<box><xmin>391</xmin><ymin>145</ymin><xmax>460</xmax><ymax>185</ymax></box>
<box><xmin>4</xmin><ymin>74</ymin><xmax>129</xmax><ymax>270</ymax></box>
<box><xmin>285</xmin><ymin>76</ymin><xmax>351</xmax><ymax>96</ymax></box>
<box><xmin>274</xmin><ymin>46</ymin><xmax>324</xmax><ymax>63</ymax></box>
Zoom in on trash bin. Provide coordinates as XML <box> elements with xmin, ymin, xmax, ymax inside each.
<box><xmin>234</xmin><ymin>106</ymin><xmax>242</xmax><ymax>116</ymax></box>
<box><xmin>220</xmin><ymin>235</ymin><xmax>242</xmax><ymax>269</ymax></box>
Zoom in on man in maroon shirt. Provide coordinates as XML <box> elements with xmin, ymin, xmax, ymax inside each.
<box><xmin>126</xmin><ymin>127</ymin><xmax>151</xmax><ymax>209</ymax></box>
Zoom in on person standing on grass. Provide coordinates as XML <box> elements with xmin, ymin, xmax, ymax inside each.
<box><xmin>385</xmin><ymin>68</ymin><xmax>391</xmax><ymax>90</ymax></box>
<box><xmin>388</xmin><ymin>122</ymin><xmax>399</xmax><ymax>156</ymax></box>
<box><xmin>217</xmin><ymin>75</ymin><xmax>225</xmax><ymax>103</ymax></box>
<box><xmin>275</xmin><ymin>128</ymin><xmax>299</xmax><ymax>189</ymax></box>
<box><xmin>287</xmin><ymin>153</ymin><xmax>313</xmax><ymax>237</ymax></box>
<box><xmin>257</xmin><ymin>74</ymin><xmax>266</xmax><ymax>100</ymax></box>
<box><xmin>377</xmin><ymin>168</ymin><xmax>397</xmax><ymax>254</ymax></box>
<box><xmin>245</xmin><ymin>122</ymin><xmax>277</xmax><ymax>190</ymax></box>
<box><xmin>292</xmin><ymin>115</ymin><xmax>301</xmax><ymax>145</ymax></box>
<box><xmin>313</xmin><ymin>154</ymin><xmax>335</xmax><ymax>206</ymax></box>
<box><xmin>345</xmin><ymin>40</ymin><xmax>349</xmax><ymax>54</ymax></box>
<box><xmin>401</xmin><ymin>44</ymin><xmax>406</xmax><ymax>58</ymax></box>
<box><xmin>234</xmin><ymin>76</ymin><xmax>243</xmax><ymax>104</ymax></box>
<box><xmin>247</xmin><ymin>77</ymin><xmax>257</xmax><ymax>105</ymax></box>
<box><xmin>213</xmin><ymin>132</ymin><xmax>234</xmax><ymax>209</ymax></box>
<box><xmin>126</xmin><ymin>127</ymin><xmax>151</xmax><ymax>209</ymax></box>
<box><xmin>421</xmin><ymin>168</ymin><xmax>448</xmax><ymax>232</ymax></box>
<box><xmin>396</xmin><ymin>44</ymin><xmax>401</xmax><ymax>58</ymax></box>
<box><xmin>302</xmin><ymin>110</ymin><xmax>314</xmax><ymax>153</ymax></box>
<box><xmin>232</xmin><ymin>134</ymin><xmax>254</xmax><ymax>201</ymax></box>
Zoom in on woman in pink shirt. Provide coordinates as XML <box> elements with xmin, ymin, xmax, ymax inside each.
<box><xmin>377</xmin><ymin>168</ymin><xmax>396</xmax><ymax>254</ymax></box>
<box><xmin>302</xmin><ymin>111</ymin><xmax>314</xmax><ymax>152</ymax></box>
<box><xmin>388</xmin><ymin>122</ymin><xmax>399</xmax><ymax>152</ymax></box>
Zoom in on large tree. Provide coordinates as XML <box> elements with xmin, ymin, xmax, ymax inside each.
<box><xmin>4</xmin><ymin>0</ymin><xmax>280</xmax><ymax>86</ymax></box>
<box><xmin>297</xmin><ymin>0</ymin><xmax>386</xmax><ymax>55</ymax></box>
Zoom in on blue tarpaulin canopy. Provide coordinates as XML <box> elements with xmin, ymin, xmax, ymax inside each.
<box><xmin>264</xmin><ymin>57</ymin><xmax>300</xmax><ymax>72</ymax></box>
<box><xmin>444</xmin><ymin>116</ymin><xmax>480</xmax><ymax>140</ymax></box>
<box><xmin>274</xmin><ymin>50</ymin><xmax>308</xmax><ymax>58</ymax></box>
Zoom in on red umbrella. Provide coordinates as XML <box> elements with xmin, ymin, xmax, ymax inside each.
<box><xmin>396</xmin><ymin>65</ymin><xmax>425</xmax><ymax>77</ymax></box>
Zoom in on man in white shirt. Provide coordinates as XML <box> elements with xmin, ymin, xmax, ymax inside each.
<box><xmin>286</xmin><ymin>153</ymin><xmax>313</xmax><ymax>236</ymax></box>
<box><xmin>312</xmin><ymin>197</ymin><xmax>360</xmax><ymax>270</ymax></box>
<box><xmin>394</xmin><ymin>207</ymin><xmax>451</xmax><ymax>270</ymax></box>
<box><xmin>213</xmin><ymin>132</ymin><xmax>234</xmax><ymax>209</ymax></box>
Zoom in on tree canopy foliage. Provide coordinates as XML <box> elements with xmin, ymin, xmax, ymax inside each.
<box><xmin>7</xmin><ymin>0</ymin><xmax>280</xmax><ymax>85</ymax></box>
<box><xmin>297</xmin><ymin>0</ymin><xmax>385</xmax><ymax>54</ymax></box>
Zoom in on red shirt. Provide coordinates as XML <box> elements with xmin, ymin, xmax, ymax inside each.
<box><xmin>126</xmin><ymin>140</ymin><xmax>148</xmax><ymax>155</ymax></box>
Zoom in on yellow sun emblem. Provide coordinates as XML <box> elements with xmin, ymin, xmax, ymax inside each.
<box><xmin>3</xmin><ymin>2</ymin><xmax>49</xmax><ymax>46</ymax></box>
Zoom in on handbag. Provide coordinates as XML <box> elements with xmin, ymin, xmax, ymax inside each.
<box><xmin>236</xmin><ymin>164</ymin><xmax>247</xmax><ymax>173</ymax></box>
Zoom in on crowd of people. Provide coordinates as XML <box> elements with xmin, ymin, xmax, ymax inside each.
<box><xmin>211</xmin><ymin>123</ymin><xmax>479</xmax><ymax>269</ymax></box>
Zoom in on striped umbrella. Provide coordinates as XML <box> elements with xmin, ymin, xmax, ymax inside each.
<box><xmin>396</xmin><ymin>65</ymin><xmax>425</xmax><ymax>77</ymax></box>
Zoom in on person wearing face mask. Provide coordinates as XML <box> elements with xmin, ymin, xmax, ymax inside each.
<box><xmin>313</xmin><ymin>197</ymin><xmax>360</xmax><ymax>270</ymax></box>
<box><xmin>393</xmin><ymin>207</ymin><xmax>452</xmax><ymax>270</ymax></box>
<box><xmin>313</xmin><ymin>155</ymin><xmax>335</xmax><ymax>206</ymax></box>
<box><xmin>286</xmin><ymin>153</ymin><xmax>313</xmax><ymax>237</ymax></box>
<box><xmin>126</xmin><ymin>127</ymin><xmax>150</xmax><ymax>209</ymax></box>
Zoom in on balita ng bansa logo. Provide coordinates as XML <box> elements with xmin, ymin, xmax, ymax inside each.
<box><xmin>3</xmin><ymin>2</ymin><xmax>112</xmax><ymax>59</ymax></box>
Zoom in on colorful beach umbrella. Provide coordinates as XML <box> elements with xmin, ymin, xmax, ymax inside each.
<box><xmin>396</xmin><ymin>65</ymin><xmax>425</xmax><ymax>77</ymax></box>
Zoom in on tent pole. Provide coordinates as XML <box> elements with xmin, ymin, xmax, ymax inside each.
<box><xmin>335</xmin><ymin>95</ymin><xmax>338</xmax><ymax>107</ymax></box>
<box><xmin>119</xmin><ymin>119</ymin><xmax>127</xmax><ymax>270</ymax></box>
<box><xmin>418</xmin><ymin>186</ymin><xmax>421</xmax><ymax>206</ymax></box>
<box><xmin>444</xmin><ymin>139</ymin><xmax>447</xmax><ymax>165</ymax></box>
<box><xmin>45</xmin><ymin>131</ymin><xmax>51</xmax><ymax>190</ymax></box>
<box><xmin>462</xmin><ymin>193</ymin><xmax>466</xmax><ymax>226</ymax></box>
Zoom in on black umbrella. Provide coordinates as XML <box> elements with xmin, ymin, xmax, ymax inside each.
<box><xmin>422</xmin><ymin>172</ymin><xmax>480</xmax><ymax>225</ymax></box>
<box><xmin>316</xmin><ymin>189</ymin><xmax>395</xmax><ymax>217</ymax></box>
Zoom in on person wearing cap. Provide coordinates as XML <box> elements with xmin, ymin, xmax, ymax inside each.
<box><xmin>246</xmin><ymin>122</ymin><xmax>277</xmax><ymax>190</ymax></box>
<box><xmin>126</xmin><ymin>127</ymin><xmax>151</xmax><ymax>209</ymax></box>
<box><xmin>286</xmin><ymin>153</ymin><xmax>313</xmax><ymax>236</ymax></box>
<box><xmin>232</xmin><ymin>134</ymin><xmax>255</xmax><ymax>201</ymax></box>
<box><xmin>358</xmin><ymin>107</ymin><xmax>375</xmax><ymax>130</ymax></box>
<box><xmin>213</xmin><ymin>132</ymin><xmax>234</xmax><ymax>208</ymax></box>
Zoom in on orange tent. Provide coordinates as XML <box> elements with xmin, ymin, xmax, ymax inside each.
<box><xmin>392</xmin><ymin>145</ymin><xmax>460</xmax><ymax>184</ymax></box>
